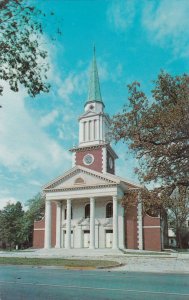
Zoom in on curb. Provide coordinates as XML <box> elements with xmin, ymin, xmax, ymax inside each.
<box><xmin>97</xmin><ymin>262</ymin><xmax>124</xmax><ymax>269</ymax></box>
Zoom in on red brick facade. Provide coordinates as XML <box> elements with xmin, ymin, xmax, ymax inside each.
<box><xmin>33</xmin><ymin>202</ymin><xmax>57</xmax><ymax>248</ymax></box>
<box><xmin>143</xmin><ymin>214</ymin><xmax>162</xmax><ymax>251</ymax></box>
<box><xmin>33</xmin><ymin>218</ymin><xmax>45</xmax><ymax>248</ymax></box>
<box><xmin>33</xmin><ymin>202</ymin><xmax>162</xmax><ymax>251</ymax></box>
<box><xmin>75</xmin><ymin>147</ymin><xmax>103</xmax><ymax>172</ymax></box>
<box><xmin>125</xmin><ymin>207</ymin><xmax>138</xmax><ymax>249</ymax></box>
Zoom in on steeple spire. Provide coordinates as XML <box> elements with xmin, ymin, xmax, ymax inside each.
<box><xmin>86</xmin><ymin>47</ymin><xmax>104</xmax><ymax>105</ymax></box>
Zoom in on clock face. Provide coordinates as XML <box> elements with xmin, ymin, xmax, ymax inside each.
<box><xmin>109</xmin><ymin>157</ymin><xmax>113</xmax><ymax>169</ymax></box>
<box><xmin>83</xmin><ymin>154</ymin><xmax>94</xmax><ymax>165</ymax></box>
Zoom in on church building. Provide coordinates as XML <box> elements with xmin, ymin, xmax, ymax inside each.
<box><xmin>33</xmin><ymin>50</ymin><xmax>163</xmax><ymax>251</ymax></box>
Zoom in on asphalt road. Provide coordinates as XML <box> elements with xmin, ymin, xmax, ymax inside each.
<box><xmin>0</xmin><ymin>266</ymin><xmax>189</xmax><ymax>300</ymax></box>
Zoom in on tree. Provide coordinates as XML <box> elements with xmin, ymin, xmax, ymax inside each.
<box><xmin>0</xmin><ymin>194</ymin><xmax>45</xmax><ymax>249</ymax></box>
<box><xmin>0</xmin><ymin>0</ymin><xmax>60</xmax><ymax>98</ymax></box>
<box><xmin>24</xmin><ymin>193</ymin><xmax>45</xmax><ymax>246</ymax></box>
<box><xmin>112</xmin><ymin>72</ymin><xmax>189</xmax><ymax>188</ymax></box>
<box><xmin>112</xmin><ymin>72</ymin><xmax>189</xmax><ymax>248</ymax></box>
<box><xmin>166</xmin><ymin>186</ymin><xmax>189</xmax><ymax>248</ymax></box>
<box><xmin>26</xmin><ymin>192</ymin><xmax>45</xmax><ymax>222</ymax></box>
<box><xmin>0</xmin><ymin>201</ymin><xmax>25</xmax><ymax>249</ymax></box>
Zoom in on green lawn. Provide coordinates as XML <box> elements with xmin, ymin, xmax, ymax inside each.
<box><xmin>0</xmin><ymin>257</ymin><xmax>119</xmax><ymax>268</ymax></box>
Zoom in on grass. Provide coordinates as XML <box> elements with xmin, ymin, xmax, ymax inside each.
<box><xmin>0</xmin><ymin>257</ymin><xmax>119</xmax><ymax>268</ymax></box>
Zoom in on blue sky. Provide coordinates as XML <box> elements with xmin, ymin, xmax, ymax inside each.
<box><xmin>0</xmin><ymin>0</ymin><xmax>189</xmax><ymax>208</ymax></box>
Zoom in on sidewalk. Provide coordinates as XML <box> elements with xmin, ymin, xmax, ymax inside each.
<box><xmin>0</xmin><ymin>248</ymin><xmax>189</xmax><ymax>273</ymax></box>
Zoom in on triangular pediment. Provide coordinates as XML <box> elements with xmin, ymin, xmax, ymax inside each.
<box><xmin>43</xmin><ymin>166</ymin><xmax>119</xmax><ymax>191</ymax></box>
<box><xmin>80</xmin><ymin>110</ymin><xmax>98</xmax><ymax>119</ymax></box>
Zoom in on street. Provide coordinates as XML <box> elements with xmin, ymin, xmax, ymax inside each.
<box><xmin>0</xmin><ymin>266</ymin><xmax>189</xmax><ymax>300</ymax></box>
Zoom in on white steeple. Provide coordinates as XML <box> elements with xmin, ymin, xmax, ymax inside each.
<box><xmin>78</xmin><ymin>49</ymin><xmax>111</xmax><ymax>147</ymax></box>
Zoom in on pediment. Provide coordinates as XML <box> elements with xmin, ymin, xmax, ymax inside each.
<box><xmin>80</xmin><ymin>110</ymin><xmax>97</xmax><ymax>118</ymax></box>
<box><xmin>78</xmin><ymin>217</ymin><xmax>100</xmax><ymax>226</ymax></box>
<box><xmin>43</xmin><ymin>166</ymin><xmax>118</xmax><ymax>191</ymax></box>
<box><xmin>103</xmin><ymin>218</ymin><xmax>113</xmax><ymax>227</ymax></box>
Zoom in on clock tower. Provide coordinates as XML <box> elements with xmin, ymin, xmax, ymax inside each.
<box><xmin>70</xmin><ymin>48</ymin><xmax>118</xmax><ymax>174</ymax></box>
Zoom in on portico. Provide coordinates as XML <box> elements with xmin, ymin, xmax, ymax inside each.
<box><xmin>44</xmin><ymin>189</ymin><xmax>121</xmax><ymax>250</ymax></box>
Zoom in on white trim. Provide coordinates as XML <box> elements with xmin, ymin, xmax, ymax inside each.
<box><xmin>145</xmin><ymin>213</ymin><xmax>160</xmax><ymax>219</ymax></box>
<box><xmin>72</xmin><ymin>152</ymin><xmax>76</xmax><ymax>167</ymax></box>
<box><xmin>137</xmin><ymin>192</ymin><xmax>143</xmax><ymax>250</ymax></box>
<box><xmin>43</xmin><ymin>165</ymin><xmax>140</xmax><ymax>190</ymax></box>
<box><xmin>55</xmin><ymin>202</ymin><xmax>62</xmax><ymax>248</ymax></box>
<box><xmin>83</xmin><ymin>154</ymin><xmax>94</xmax><ymax>166</ymax></box>
<box><xmin>66</xmin><ymin>199</ymin><xmax>72</xmax><ymax>249</ymax></box>
<box><xmin>102</xmin><ymin>147</ymin><xmax>107</xmax><ymax>173</ymax></box>
<box><xmin>113</xmin><ymin>195</ymin><xmax>118</xmax><ymax>249</ymax></box>
<box><xmin>89</xmin><ymin>197</ymin><xmax>95</xmax><ymax>249</ymax></box>
<box><xmin>143</xmin><ymin>226</ymin><xmax>161</xmax><ymax>228</ymax></box>
<box><xmin>34</xmin><ymin>228</ymin><xmax>45</xmax><ymax>231</ymax></box>
<box><xmin>44</xmin><ymin>200</ymin><xmax>51</xmax><ymax>249</ymax></box>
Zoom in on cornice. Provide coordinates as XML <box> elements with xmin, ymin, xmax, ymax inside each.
<box><xmin>44</xmin><ymin>183</ymin><xmax>118</xmax><ymax>193</ymax></box>
<box><xmin>44</xmin><ymin>167</ymin><xmax>118</xmax><ymax>190</ymax></box>
<box><xmin>69</xmin><ymin>143</ymin><xmax>106</xmax><ymax>152</ymax></box>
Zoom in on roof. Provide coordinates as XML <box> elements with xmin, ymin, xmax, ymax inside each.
<box><xmin>85</xmin><ymin>47</ymin><xmax>104</xmax><ymax>106</ymax></box>
<box><xmin>43</xmin><ymin>165</ymin><xmax>141</xmax><ymax>191</ymax></box>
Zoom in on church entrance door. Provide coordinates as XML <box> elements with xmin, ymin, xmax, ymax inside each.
<box><xmin>105</xmin><ymin>230</ymin><xmax>113</xmax><ymax>248</ymax></box>
<box><xmin>83</xmin><ymin>230</ymin><xmax>90</xmax><ymax>248</ymax></box>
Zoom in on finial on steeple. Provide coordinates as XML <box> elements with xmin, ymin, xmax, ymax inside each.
<box><xmin>85</xmin><ymin>47</ymin><xmax>104</xmax><ymax>106</ymax></box>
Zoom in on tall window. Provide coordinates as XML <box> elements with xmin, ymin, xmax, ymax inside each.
<box><xmin>85</xmin><ymin>203</ymin><xmax>90</xmax><ymax>218</ymax></box>
<box><xmin>106</xmin><ymin>202</ymin><xmax>113</xmax><ymax>218</ymax></box>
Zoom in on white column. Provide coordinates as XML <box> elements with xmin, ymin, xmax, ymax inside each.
<box><xmin>90</xmin><ymin>197</ymin><xmax>95</xmax><ymax>249</ymax></box>
<box><xmin>101</xmin><ymin>115</ymin><xmax>103</xmax><ymax>141</ymax></box>
<box><xmin>79</xmin><ymin>121</ymin><xmax>83</xmax><ymax>143</ymax></box>
<box><xmin>66</xmin><ymin>199</ymin><xmax>72</xmax><ymax>249</ymax></box>
<box><xmin>83</xmin><ymin>122</ymin><xmax>86</xmax><ymax>142</ymax></box>
<box><xmin>91</xmin><ymin>120</ymin><xmax>94</xmax><ymax>141</ymax></box>
<box><xmin>86</xmin><ymin>121</ymin><xmax>89</xmax><ymax>141</ymax></box>
<box><xmin>118</xmin><ymin>204</ymin><xmax>125</xmax><ymax>249</ymax></box>
<box><xmin>102</xmin><ymin>147</ymin><xmax>107</xmax><ymax>173</ymax></box>
<box><xmin>96</xmin><ymin>118</ymin><xmax>100</xmax><ymax>141</ymax></box>
<box><xmin>137</xmin><ymin>191</ymin><xmax>143</xmax><ymax>250</ymax></box>
<box><xmin>44</xmin><ymin>200</ymin><xmax>52</xmax><ymax>249</ymax></box>
<box><xmin>93</xmin><ymin>120</ymin><xmax>96</xmax><ymax>140</ymax></box>
<box><xmin>113</xmin><ymin>196</ymin><xmax>118</xmax><ymax>249</ymax></box>
<box><xmin>55</xmin><ymin>201</ymin><xmax>62</xmax><ymax>248</ymax></box>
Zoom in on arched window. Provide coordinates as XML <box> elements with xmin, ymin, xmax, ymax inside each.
<box><xmin>85</xmin><ymin>203</ymin><xmax>90</xmax><ymax>218</ymax></box>
<box><xmin>106</xmin><ymin>202</ymin><xmax>113</xmax><ymax>218</ymax></box>
<box><xmin>74</xmin><ymin>177</ymin><xmax>85</xmax><ymax>185</ymax></box>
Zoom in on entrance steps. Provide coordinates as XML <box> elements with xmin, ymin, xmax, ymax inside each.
<box><xmin>32</xmin><ymin>248</ymin><xmax>125</xmax><ymax>258</ymax></box>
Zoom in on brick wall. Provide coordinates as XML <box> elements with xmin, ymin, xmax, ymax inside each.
<box><xmin>143</xmin><ymin>214</ymin><xmax>162</xmax><ymax>251</ymax></box>
<box><xmin>33</xmin><ymin>218</ymin><xmax>45</xmax><ymax>248</ymax></box>
<box><xmin>33</xmin><ymin>201</ymin><xmax>57</xmax><ymax>248</ymax></box>
<box><xmin>125</xmin><ymin>206</ymin><xmax>138</xmax><ymax>249</ymax></box>
<box><xmin>75</xmin><ymin>147</ymin><xmax>103</xmax><ymax>172</ymax></box>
